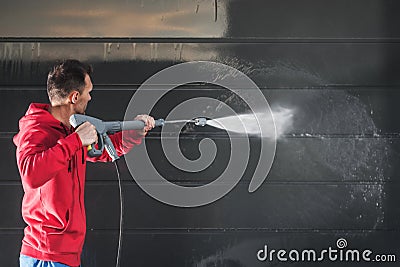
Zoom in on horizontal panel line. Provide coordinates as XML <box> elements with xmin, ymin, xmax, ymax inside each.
<box><xmin>283</xmin><ymin>133</ymin><xmax>400</xmax><ymax>138</ymax></box>
<box><xmin>0</xmin><ymin>181</ymin><xmax>393</xmax><ymax>186</ymax></box>
<box><xmin>1</xmin><ymin>85</ymin><xmax>400</xmax><ymax>90</ymax></box>
<box><xmin>88</xmin><ymin>181</ymin><xmax>392</xmax><ymax>186</ymax></box>
<box><xmin>0</xmin><ymin>228</ymin><xmax>399</xmax><ymax>233</ymax></box>
<box><xmin>92</xmin><ymin>228</ymin><xmax>400</xmax><ymax>233</ymax></box>
<box><xmin>2</xmin><ymin>37</ymin><xmax>400</xmax><ymax>43</ymax></box>
<box><xmin>0</xmin><ymin>132</ymin><xmax>16</xmax><ymax>138</ymax></box>
<box><xmin>2</xmin><ymin>132</ymin><xmax>400</xmax><ymax>139</ymax></box>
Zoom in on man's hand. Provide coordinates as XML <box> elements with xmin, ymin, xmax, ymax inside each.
<box><xmin>75</xmin><ymin>121</ymin><xmax>98</xmax><ymax>146</ymax></box>
<box><xmin>134</xmin><ymin>114</ymin><xmax>155</xmax><ymax>136</ymax></box>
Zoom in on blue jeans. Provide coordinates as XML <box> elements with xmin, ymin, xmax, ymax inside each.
<box><xmin>19</xmin><ymin>254</ymin><xmax>72</xmax><ymax>267</ymax></box>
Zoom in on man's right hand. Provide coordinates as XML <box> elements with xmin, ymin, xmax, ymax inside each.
<box><xmin>75</xmin><ymin>121</ymin><xmax>98</xmax><ymax>146</ymax></box>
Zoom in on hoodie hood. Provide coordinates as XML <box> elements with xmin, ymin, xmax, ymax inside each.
<box><xmin>13</xmin><ymin>103</ymin><xmax>67</xmax><ymax>146</ymax></box>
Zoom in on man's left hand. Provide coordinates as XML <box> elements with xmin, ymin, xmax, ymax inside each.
<box><xmin>134</xmin><ymin>114</ymin><xmax>155</xmax><ymax>136</ymax></box>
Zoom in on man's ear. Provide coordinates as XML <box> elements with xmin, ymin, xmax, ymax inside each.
<box><xmin>68</xmin><ymin>91</ymin><xmax>80</xmax><ymax>104</ymax></box>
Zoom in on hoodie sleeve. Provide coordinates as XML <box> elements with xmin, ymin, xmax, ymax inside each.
<box><xmin>86</xmin><ymin>130</ymin><xmax>144</xmax><ymax>162</ymax></box>
<box><xmin>16</xmin><ymin>128</ymin><xmax>83</xmax><ymax>189</ymax></box>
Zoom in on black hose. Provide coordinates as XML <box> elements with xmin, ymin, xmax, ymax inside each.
<box><xmin>114</xmin><ymin>161</ymin><xmax>123</xmax><ymax>267</ymax></box>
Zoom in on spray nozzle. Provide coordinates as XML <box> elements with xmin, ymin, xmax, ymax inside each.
<box><xmin>194</xmin><ymin>117</ymin><xmax>207</xmax><ymax>126</ymax></box>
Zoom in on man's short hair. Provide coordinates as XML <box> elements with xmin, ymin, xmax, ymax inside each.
<box><xmin>47</xmin><ymin>59</ymin><xmax>93</xmax><ymax>102</ymax></box>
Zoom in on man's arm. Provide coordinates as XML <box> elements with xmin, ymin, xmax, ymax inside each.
<box><xmin>17</xmin><ymin>122</ymin><xmax>97</xmax><ymax>188</ymax></box>
<box><xmin>86</xmin><ymin>115</ymin><xmax>155</xmax><ymax>162</ymax></box>
<box><xmin>17</xmin><ymin>131</ymin><xmax>83</xmax><ymax>189</ymax></box>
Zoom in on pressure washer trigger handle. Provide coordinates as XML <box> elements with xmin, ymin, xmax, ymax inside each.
<box><xmin>103</xmin><ymin>133</ymin><xmax>120</xmax><ymax>162</ymax></box>
<box><xmin>87</xmin><ymin>132</ymin><xmax>104</xmax><ymax>157</ymax></box>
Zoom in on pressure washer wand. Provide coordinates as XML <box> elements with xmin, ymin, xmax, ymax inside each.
<box><xmin>121</xmin><ymin>119</ymin><xmax>165</xmax><ymax>131</ymax></box>
<box><xmin>69</xmin><ymin>114</ymin><xmax>207</xmax><ymax>161</ymax></box>
<box><xmin>70</xmin><ymin>114</ymin><xmax>164</xmax><ymax>161</ymax></box>
<box><xmin>154</xmin><ymin>118</ymin><xmax>207</xmax><ymax>126</ymax></box>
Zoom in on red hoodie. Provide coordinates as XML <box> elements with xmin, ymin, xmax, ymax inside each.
<box><xmin>13</xmin><ymin>103</ymin><xmax>143</xmax><ymax>267</ymax></box>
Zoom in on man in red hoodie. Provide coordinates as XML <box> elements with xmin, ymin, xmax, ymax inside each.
<box><xmin>14</xmin><ymin>59</ymin><xmax>155</xmax><ymax>267</ymax></box>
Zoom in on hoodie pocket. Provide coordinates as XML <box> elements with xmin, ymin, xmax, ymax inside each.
<box><xmin>45</xmin><ymin>208</ymin><xmax>84</xmax><ymax>253</ymax></box>
<box><xmin>43</xmin><ymin>208</ymin><xmax>71</xmax><ymax>236</ymax></box>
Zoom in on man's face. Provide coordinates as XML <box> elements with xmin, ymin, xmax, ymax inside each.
<box><xmin>74</xmin><ymin>74</ymin><xmax>93</xmax><ymax>114</ymax></box>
